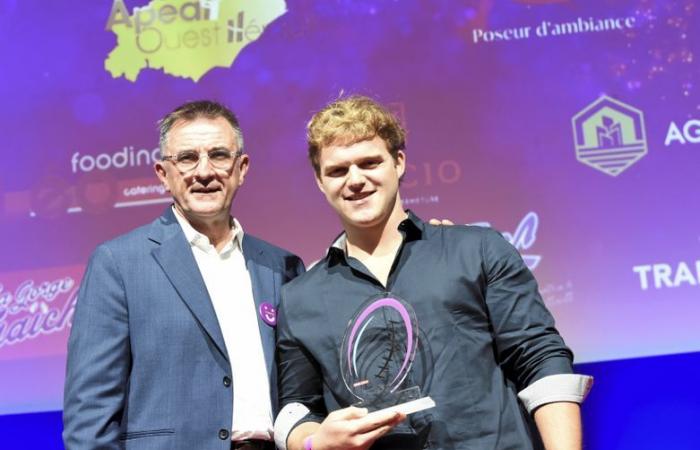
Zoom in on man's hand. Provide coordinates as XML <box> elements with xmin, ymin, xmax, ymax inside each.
<box><xmin>291</xmin><ymin>406</ymin><xmax>405</xmax><ymax>450</ymax></box>
<box><xmin>428</xmin><ymin>218</ymin><xmax>454</xmax><ymax>226</ymax></box>
<box><xmin>313</xmin><ymin>407</ymin><xmax>405</xmax><ymax>450</ymax></box>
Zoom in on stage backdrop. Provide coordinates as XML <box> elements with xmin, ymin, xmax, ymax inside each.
<box><xmin>0</xmin><ymin>0</ymin><xmax>698</xmax><ymax>446</ymax></box>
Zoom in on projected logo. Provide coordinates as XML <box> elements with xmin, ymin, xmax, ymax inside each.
<box><xmin>0</xmin><ymin>267</ymin><xmax>81</xmax><ymax>355</ymax></box>
<box><xmin>104</xmin><ymin>0</ymin><xmax>286</xmax><ymax>81</ymax></box>
<box><xmin>633</xmin><ymin>259</ymin><xmax>700</xmax><ymax>290</ymax></box>
<box><xmin>665</xmin><ymin>118</ymin><xmax>700</xmax><ymax>146</ymax></box>
<box><xmin>571</xmin><ymin>95</ymin><xmax>647</xmax><ymax>176</ymax></box>
<box><xmin>471</xmin><ymin>211</ymin><xmax>541</xmax><ymax>271</ymax></box>
<box><xmin>2</xmin><ymin>144</ymin><xmax>172</xmax><ymax>219</ymax></box>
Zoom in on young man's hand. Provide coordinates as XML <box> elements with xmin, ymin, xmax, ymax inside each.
<box><xmin>291</xmin><ymin>406</ymin><xmax>405</xmax><ymax>450</ymax></box>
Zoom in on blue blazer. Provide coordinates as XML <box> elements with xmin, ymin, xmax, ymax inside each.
<box><xmin>63</xmin><ymin>208</ymin><xmax>304</xmax><ymax>449</ymax></box>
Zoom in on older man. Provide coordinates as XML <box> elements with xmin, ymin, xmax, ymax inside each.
<box><xmin>64</xmin><ymin>100</ymin><xmax>304</xmax><ymax>450</ymax></box>
<box><xmin>276</xmin><ymin>96</ymin><xmax>592</xmax><ymax>450</ymax></box>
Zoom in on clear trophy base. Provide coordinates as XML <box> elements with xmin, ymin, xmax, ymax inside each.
<box><xmin>357</xmin><ymin>386</ymin><xmax>436</xmax><ymax>416</ymax></box>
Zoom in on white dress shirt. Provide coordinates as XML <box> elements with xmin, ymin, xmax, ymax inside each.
<box><xmin>174</xmin><ymin>208</ymin><xmax>273</xmax><ymax>441</ymax></box>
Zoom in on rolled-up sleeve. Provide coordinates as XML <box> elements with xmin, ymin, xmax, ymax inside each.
<box><xmin>481</xmin><ymin>228</ymin><xmax>575</xmax><ymax>390</ymax></box>
<box><xmin>517</xmin><ymin>373</ymin><xmax>593</xmax><ymax>413</ymax></box>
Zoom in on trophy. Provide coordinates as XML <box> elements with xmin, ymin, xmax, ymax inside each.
<box><xmin>340</xmin><ymin>294</ymin><xmax>435</xmax><ymax>415</ymax></box>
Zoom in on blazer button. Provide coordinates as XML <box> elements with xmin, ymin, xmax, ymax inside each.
<box><xmin>218</xmin><ymin>429</ymin><xmax>230</xmax><ymax>440</ymax></box>
<box><xmin>223</xmin><ymin>376</ymin><xmax>231</xmax><ymax>387</ymax></box>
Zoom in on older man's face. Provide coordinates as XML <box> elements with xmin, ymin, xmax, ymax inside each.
<box><xmin>155</xmin><ymin>116</ymin><xmax>249</xmax><ymax>226</ymax></box>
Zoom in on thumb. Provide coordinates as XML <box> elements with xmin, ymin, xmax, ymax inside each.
<box><xmin>329</xmin><ymin>406</ymin><xmax>369</xmax><ymax>421</ymax></box>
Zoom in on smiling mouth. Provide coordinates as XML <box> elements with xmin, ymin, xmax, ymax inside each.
<box><xmin>344</xmin><ymin>191</ymin><xmax>374</xmax><ymax>202</ymax></box>
<box><xmin>191</xmin><ymin>187</ymin><xmax>221</xmax><ymax>194</ymax></box>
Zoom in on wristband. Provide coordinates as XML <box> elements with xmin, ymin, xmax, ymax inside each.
<box><xmin>303</xmin><ymin>435</ymin><xmax>314</xmax><ymax>450</ymax></box>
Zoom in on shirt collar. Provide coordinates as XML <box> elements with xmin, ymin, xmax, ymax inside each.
<box><xmin>172</xmin><ymin>206</ymin><xmax>244</xmax><ymax>254</ymax></box>
<box><xmin>327</xmin><ymin>210</ymin><xmax>424</xmax><ymax>264</ymax></box>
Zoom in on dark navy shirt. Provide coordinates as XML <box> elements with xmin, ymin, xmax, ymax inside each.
<box><xmin>277</xmin><ymin>212</ymin><xmax>574</xmax><ymax>449</ymax></box>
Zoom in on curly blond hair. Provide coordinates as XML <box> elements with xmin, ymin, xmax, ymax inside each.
<box><xmin>307</xmin><ymin>95</ymin><xmax>406</xmax><ymax>175</ymax></box>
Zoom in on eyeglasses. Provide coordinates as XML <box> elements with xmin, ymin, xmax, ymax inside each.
<box><xmin>162</xmin><ymin>149</ymin><xmax>242</xmax><ymax>172</ymax></box>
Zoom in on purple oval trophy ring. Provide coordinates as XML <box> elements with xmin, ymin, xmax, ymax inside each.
<box><xmin>339</xmin><ymin>293</ymin><xmax>435</xmax><ymax>415</ymax></box>
<box><xmin>259</xmin><ymin>302</ymin><xmax>277</xmax><ymax>327</ymax></box>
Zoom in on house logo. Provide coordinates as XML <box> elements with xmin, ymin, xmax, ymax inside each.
<box><xmin>571</xmin><ymin>95</ymin><xmax>647</xmax><ymax>176</ymax></box>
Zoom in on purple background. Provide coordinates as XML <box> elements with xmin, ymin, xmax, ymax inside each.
<box><xmin>0</xmin><ymin>0</ymin><xmax>698</xmax><ymax>444</ymax></box>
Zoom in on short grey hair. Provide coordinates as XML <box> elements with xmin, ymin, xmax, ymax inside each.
<box><xmin>158</xmin><ymin>100</ymin><xmax>244</xmax><ymax>156</ymax></box>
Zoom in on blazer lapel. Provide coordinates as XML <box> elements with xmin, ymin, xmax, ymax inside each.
<box><xmin>149</xmin><ymin>210</ymin><xmax>228</xmax><ymax>361</ymax></box>
<box><xmin>242</xmin><ymin>236</ymin><xmax>277</xmax><ymax>377</ymax></box>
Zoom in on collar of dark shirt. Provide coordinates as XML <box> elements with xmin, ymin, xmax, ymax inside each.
<box><xmin>326</xmin><ymin>210</ymin><xmax>424</xmax><ymax>266</ymax></box>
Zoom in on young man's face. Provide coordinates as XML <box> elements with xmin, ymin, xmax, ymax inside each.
<box><xmin>155</xmin><ymin>116</ymin><xmax>249</xmax><ymax>226</ymax></box>
<box><xmin>315</xmin><ymin>135</ymin><xmax>405</xmax><ymax>230</ymax></box>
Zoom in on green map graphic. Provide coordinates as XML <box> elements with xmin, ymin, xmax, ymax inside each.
<box><xmin>105</xmin><ymin>0</ymin><xmax>286</xmax><ymax>82</ymax></box>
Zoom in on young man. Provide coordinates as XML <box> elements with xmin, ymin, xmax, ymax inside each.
<box><xmin>64</xmin><ymin>100</ymin><xmax>304</xmax><ymax>450</ymax></box>
<box><xmin>275</xmin><ymin>96</ymin><xmax>592</xmax><ymax>450</ymax></box>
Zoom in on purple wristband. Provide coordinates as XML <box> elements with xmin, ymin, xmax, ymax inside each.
<box><xmin>303</xmin><ymin>435</ymin><xmax>313</xmax><ymax>450</ymax></box>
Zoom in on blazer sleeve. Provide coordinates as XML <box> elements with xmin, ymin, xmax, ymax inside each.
<box><xmin>63</xmin><ymin>245</ymin><xmax>131</xmax><ymax>449</ymax></box>
<box><xmin>480</xmin><ymin>228</ymin><xmax>574</xmax><ymax>391</ymax></box>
